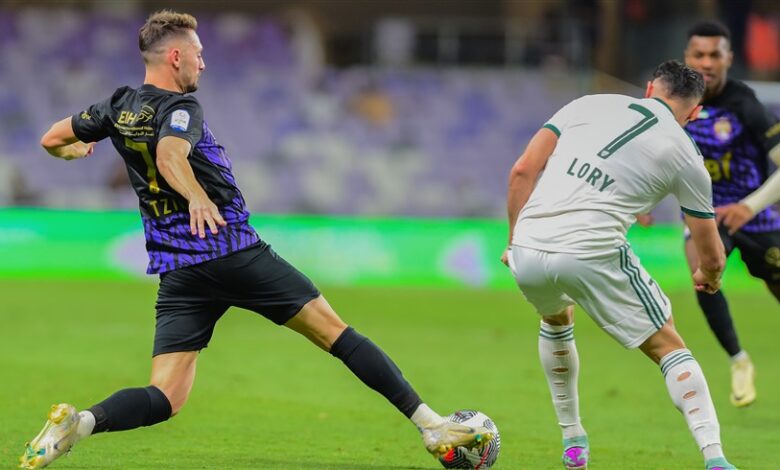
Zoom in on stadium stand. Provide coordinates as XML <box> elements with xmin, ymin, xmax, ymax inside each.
<box><xmin>0</xmin><ymin>9</ymin><xmax>580</xmax><ymax>216</ymax></box>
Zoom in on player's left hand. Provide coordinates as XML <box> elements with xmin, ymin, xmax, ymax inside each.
<box><xmin>693</xmin><ymin>268</ymin><xmax>721</xmax><ymax>294</ymax></box>
<box><xmin>715</xmin><ymin>203</ymin><xmax>754</xmax><ymax>235</ymax></box>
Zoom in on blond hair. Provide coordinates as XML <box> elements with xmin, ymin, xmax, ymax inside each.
<box><xmin>138</xmin><ymin>10</ymin><xmax>197</xmax><ymax>62</ymax></box>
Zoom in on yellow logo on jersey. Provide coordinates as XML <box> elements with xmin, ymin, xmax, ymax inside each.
<box><xmin>80</xmin><ymin>111</ymin><xmax>91</xmax><ymax>120</ymax></box>
<box><xmin>118</xmin><ymin>105</ymin><xmax>155</xmax><ymax>125</ymax></box>
<box><xmin>766</xmin><ymin>122</ymin><xmax>780</xmax><ymax>138</ymax></box>
<box><xmin>766</xmin><ymin>247</ymin><xmax>780</xmax><ymax>268</ymax></box>
<box><xmin>714</xmin><ymin>117</ymin><xmax>732</xmax><ymax>141</ymax></box>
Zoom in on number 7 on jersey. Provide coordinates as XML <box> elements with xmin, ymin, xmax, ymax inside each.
<box><xmin>124</xmin><ymin>137</ymin><xmax>161</xmax><ymax>194</ymax></box>
<box><xmin>598</xmin><ymin>104</ymin><xmax>658</xmax><ymax>159</ymax></box>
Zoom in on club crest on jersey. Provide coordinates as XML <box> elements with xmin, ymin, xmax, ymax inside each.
<box><xmin>713</xmin><ymin>117</ymin><xmax>732</xmax><ymax>141</ymax></box>
<box><xmin>170</xmin><ymin>110</ymin><xmax>190</xmax><ymax>132</ymax></box>
<box><xmin>766</xmin><ymin>247</ymin><xmax>780</xmax><ymax>268</ymax></box>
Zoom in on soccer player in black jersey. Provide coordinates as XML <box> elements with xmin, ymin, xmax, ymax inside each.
<box><xmin>19</xmin><ymin>10</ymin><xmax>492</xmax><ymax>469</ymax></box>
<box><xmin>684</xmin><ymin>21</ymin><xmax>780</xmax><ymax>407</ymax></box>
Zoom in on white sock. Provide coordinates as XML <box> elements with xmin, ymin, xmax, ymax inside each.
<box><xmin>660</xmin><ymin>349</ymin><xmax>723</xmax><ymax>459</ymax></box>
<box><xmin>539</xmin><ymin>321</ymin><xmax>586</xmax><ymax>440</ymax></box>
<box><xmin>703</xmin><ymin>443</ymin><xmax>724</xmax><ymax>461</ymax></box>
<box><xmin>730</xmin><ymin>350</ymin><xmax>749</xmax><ymax>363</ymax></box>
<box><xmin>410</xmin><ymin>403</ymin><xmax>445</xmax><ymax>430</ymax></box>
<box><xmin>75</xmin><ymin>410</ymin><xmax>96</xmax><ymax>441</ymax></box>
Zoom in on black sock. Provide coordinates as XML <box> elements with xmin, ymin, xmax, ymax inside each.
<box><xmin>697</xmin><ymin>290</ymin><xmax>741</xmax><ymax>356</ymax></box>
<box><xmin>329</xmin><ymin>327</ymin><xmax>422</xmax><ymax>418</ymax></box>
<box><xmin>89</xmin><ymin>386</ymin><xmax>172</xmax><ymax>433</ymax></box>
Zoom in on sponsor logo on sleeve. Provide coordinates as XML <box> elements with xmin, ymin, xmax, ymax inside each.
<box><xmin>80</xmin><ymin>111</ymin><xmax>92</xmax><ymax>120</ymax></box>
<box><xmin>170</xmin><ymin>109</ymin><xmax>190</xmax><ymax>132</ymax></box>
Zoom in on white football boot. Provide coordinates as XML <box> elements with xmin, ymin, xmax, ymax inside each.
<box><xmin>730</xmin><ymin>355</ymin><xmax>756</xmax><ymax>407</ymax></box>
<box><xmin>20</xmin><ymin>404</ymin><xmax>80</xmax><ymax>469</ymax></box>
<box><xmin>421</xmin><ymin>421</ymin><xmax>493</xmax><ymax>457</ymax></box>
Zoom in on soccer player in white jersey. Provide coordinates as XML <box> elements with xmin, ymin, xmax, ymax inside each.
<box><xmin>502</xmin><ymin>60</ymin><xmax>736</xmax><ymax>470</ymax></box>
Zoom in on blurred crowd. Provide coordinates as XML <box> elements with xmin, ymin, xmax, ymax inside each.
<box><xmin>0</xmin><ymin>8</ymin><xmax>582</xmax><ymax>216</ymax></box>
<box><xmin>0</xmin><ymin>1</ymin><xmax>778</xmax><ymax>219</ymax></box>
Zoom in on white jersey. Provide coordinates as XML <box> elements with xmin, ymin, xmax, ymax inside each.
<box><xmin>513</xmin><ymin>94</ymin><xmax>714</xmax><ymax>254</ymax></box>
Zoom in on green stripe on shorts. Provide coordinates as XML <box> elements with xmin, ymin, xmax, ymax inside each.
<box><xmin>622</xmin><ymin>246</ymin><xmax>666</xmax><ymax>327</ymax></box>
<box><xmin>619</xmin><ymin>245</ymin><xmax>663</xmax><ymax>329</ymax></box>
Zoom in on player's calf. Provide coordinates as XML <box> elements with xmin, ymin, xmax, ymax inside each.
<box><xmin>659</xmin><ymin>349</ymin><xmax>737</xmax><ymax>468</ymax></box>
<box><xmin>327</xmin><ymin>326</ymin><xmax>496</xmax><ymax>459</ymax></box>
<box><xmin>87</xmin><ymin>386</ymin><xmax>172</xmax><ymax>432</ymax></box>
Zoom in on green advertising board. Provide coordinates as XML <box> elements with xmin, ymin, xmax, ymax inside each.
<box><xmin>0</xmin><ymin>208</ymin><xmax>762</xmax><ymax>292</ymax></box>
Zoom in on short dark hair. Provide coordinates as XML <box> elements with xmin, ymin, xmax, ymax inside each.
<box><xmin>687</xmin><ymin>20</ymin><xmax>731</xmax><ymax>41</ymax></box>
<box><xmin>652</xmin><ymin>60</ymin><xmax>705</xmax><ymax>100</ymax></box>
<box><xmin>139</xmin><ymin>10</ymin><xmax>197</xmax><ymax>62</ymax></box>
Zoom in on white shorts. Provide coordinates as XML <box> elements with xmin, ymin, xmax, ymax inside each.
<box><xmin>508</xmin><ymin>244</ymin><xmax>671</xmax><ymax>349</ymax></box>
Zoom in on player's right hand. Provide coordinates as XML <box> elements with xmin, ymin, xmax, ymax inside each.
<box><xmin>692</xmin><ymin>268</ymin><xmax>721</xmax><ymax>294</ymax></box>
<box><xmin>61</xmin><ymin>142</ymin><xmax>95</xmax><ymax>160</ymax></box>
<box><xmin>635</xmin><ymin>213</ymin><xmax>654</xmax><ymax>227</ymax></box>
<box><xmin>500</xmin><ymin>248</ymin><xmax>510</xmax><ymax>267</ymax></box>
<box><xmin>189</xmin><ymin>195</ymin><xmax>227</xmax><ymax>238</ymax></box>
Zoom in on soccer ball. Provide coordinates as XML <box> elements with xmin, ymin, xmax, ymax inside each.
<box><xmin>438</xmin><ymin>410</ymin><xmax>501</xmax><ymax>469</ymax></box>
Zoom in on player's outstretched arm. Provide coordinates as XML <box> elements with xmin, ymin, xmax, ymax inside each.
<box><xmin>684</xmin><ymin>214</ymin><xmax>726</xmax><ymax>294</ymax></box>
<box><xmin>40</xmin><ymin>117</ymin><xmax>94</xmax><ymax>160</ymax></box>
<box><xmin>717</xmin><ymin>144</ymin><xmax>780</xmax><ymax>234</ymax></box>
<box><xmin>156</xmin><ymin>135</ymin><xmax>226</xmax><ymax>238</ymax></box>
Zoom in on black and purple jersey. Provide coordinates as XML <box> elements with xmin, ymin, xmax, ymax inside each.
<box><xmin>72</xmin><ymin>84</ymin><xmax>259</xmax><ymax>273</ymax></box>
<box><xmin>685</xmin><ymin>79</ymin><xmax>780</xmax><ymax>232</ymax></box>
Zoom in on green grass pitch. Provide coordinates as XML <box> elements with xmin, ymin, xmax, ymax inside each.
<box><xmin>1</xmin><ymin>280</ymin><xmax>778</xmax><ymax>469</ymax></box>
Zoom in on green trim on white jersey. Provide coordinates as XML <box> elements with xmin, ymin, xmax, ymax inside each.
<box><xmin>681</xmin><ymin>206</ymin><xmax>715</xmax><ymax>219</ymax></box>
<box><xmin>543</xmin><ymin>123</ymin><xmax>561</xmax><ymax>137</ymax></box>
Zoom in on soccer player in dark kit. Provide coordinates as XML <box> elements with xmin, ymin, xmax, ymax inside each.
<box><xmin>19</xmin><ymin>10</ymin><xmax>492</xmax><ymax>469</ymax></box>
<box><xmin>684</xmin><ymin>21</ymin><xmax>780</xmax><ymax>407</ymax></box>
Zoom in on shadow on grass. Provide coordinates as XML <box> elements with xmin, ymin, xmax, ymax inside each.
<box><xmin>45</xmin><ymin>458</ymin><xmax>433</xmax><ymax>469</ymax></box>
<box><xmin>262</xmin><ymin>462</ymin><xmax>431</xmax><ymax>470</ymax></box>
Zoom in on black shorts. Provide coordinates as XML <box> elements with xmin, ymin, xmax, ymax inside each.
<box><xmin>153</xmin><ymin>241</ymin><xmax>320</xmax><ymax>356</ymax></box>
<box><xmin>719</xmin><ymin>225</ymin><xmax>780</xmax><ymax>283</ymax></box>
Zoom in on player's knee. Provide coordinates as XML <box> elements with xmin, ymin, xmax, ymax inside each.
<box><xmin>288</xmin><ymin>296</ymin><xmax>349</xmax><ymax>351</ymax></box>
<box><xmin>640</xmin><ymin>323</ymin><xmax>686</xmax><ymax>363</ymax></box>
<box><xmin>163</xmin><ymin>387</ymin><xmax>190</xmax><ymax>417</ymax></box>
<box><xmin>542</xmin><ymin>307</ymin><xmax>573</xmax><ymax>326</ymax></box>
<box><xmin>151</xmin><ymin>381</ymin><xmax>191</xmax><ymax>417</ymax></box>
<box><xmin>311</xmin><ymin>320</ymin><xmax>348</xmax><ymax>351</ymax></box>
